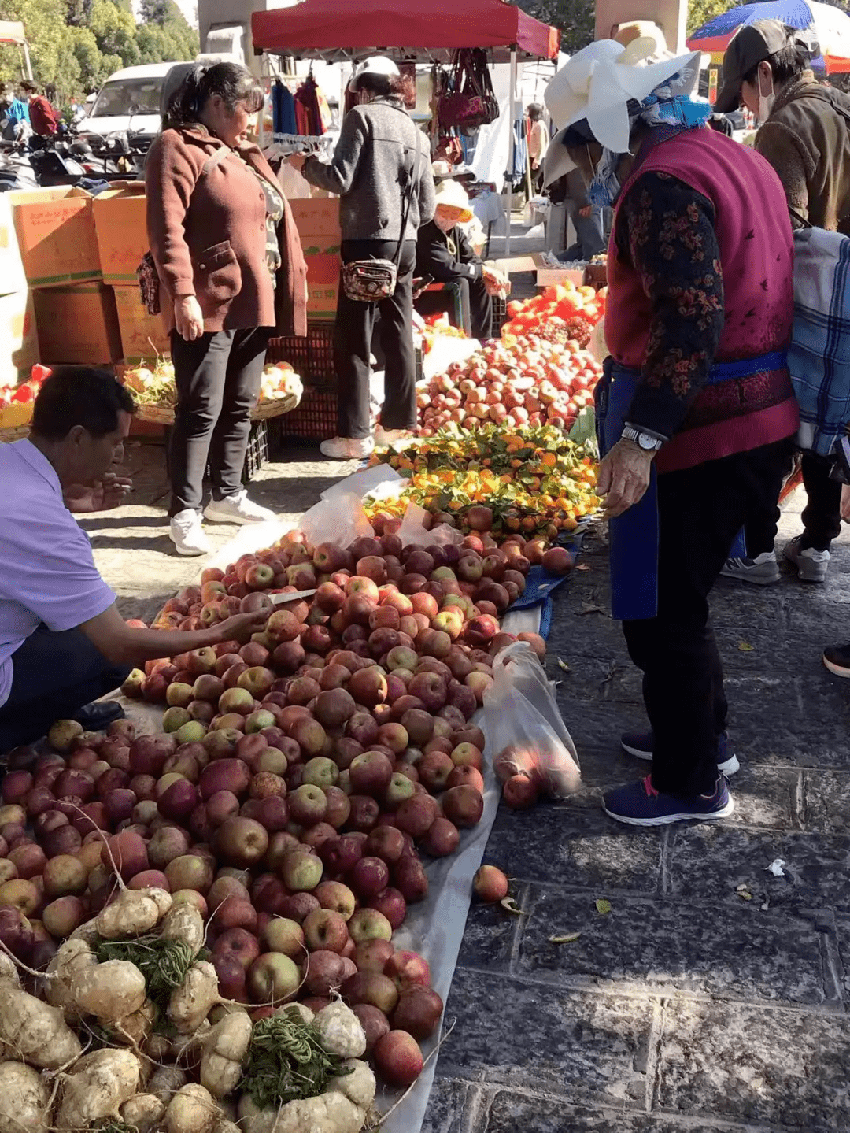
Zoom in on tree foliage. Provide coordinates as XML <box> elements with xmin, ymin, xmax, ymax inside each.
<box><xmin>687</xmin><ymin>0</ymin><xmax>732</xmax><ymax>36</ymax></box>
<box><xmin>516</xmin><ymin>0</ymin><xmax>596</xmax><ymax>56</ymax></box>
<box><xmin>0</xmin><ymin>0</ymin><xmax>198</xmax><ymax>103</ymax></box>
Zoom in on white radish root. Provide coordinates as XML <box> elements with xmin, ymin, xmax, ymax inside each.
<box><xmin>56</xmin><ymin>1048</ymin><xmax>140</xmax><ymax>1130</ymax></box>
<box><xmin>159</xmin><ymin>904</ymin><xmax>205</xmax><ymax>956</ymax></box>
<box><xmin>168</xmin><ymin>961</ymin><xmax>218</xmax><ymax>1034</ymax></box>
<box><xmin>71</xmin><ymin>958</ymin><xmax>147</xmax><ymax>1023</ymax></box>
<box><xmin>148</xmin><ymin>1065</ymin><xmax>188</xmax><ymax>1103</ymax></box>
<box><xmin>200</xmin><ymin>1012</ymin><xmax>252</xmax><ymax>1099</ymax></box>
<box><xmin>0</xmin><ymin>1061</ymin><xmax>52</xmax><ymax>1133</ymax></box>
<box><xmin>0</xmin><ymin>984</ymin><xmax>82</xmax><ymax>1069</ymax></box>
<box><xmin>328</xmin><ymin>1060</ymin><xmax>376</xmax><ymax>1110</ymax></box>
<box><xmin>96</xmin><ymin>888</ymin><xmax>172</xmax><ymax>939</ymax></box>
<box><xmin>121</xmin><ymin>1092</ymin><xmax>167</xmax><ymax>1133</ymax></box>
<box><xmin>165</xmin><ymin>1082</ymin><xmax>219</xmax><ymax>1133</ymax></box>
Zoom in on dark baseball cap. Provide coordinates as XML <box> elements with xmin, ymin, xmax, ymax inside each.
<box><xmin>714</xmin><ymin>20</ymin><xmax>791</xmax><ymax>113</ymax></box>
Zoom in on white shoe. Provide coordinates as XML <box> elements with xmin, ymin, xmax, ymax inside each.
<box><xmin>719</xmin><ymin>552</ymin><xmax>780</xmax><ymax>585</ymax></box>
<box><xmin>319</xmin><ymin>436</ymin><xmax>374</xmax><ymax>460</ymax></box>
<box><xmin>170</xmin><ymin>510</ymin><xmax>211</xmax><ymax>556</ymax></box>
<box><xmin>204</xmin><ymin>490</ymin><xmax>275</xmax><ymax>525</ymax></box>
<box><xmin>375</xmin><ymin>427</ymin><xmax>415</xmax><ymax>447</ymax></box>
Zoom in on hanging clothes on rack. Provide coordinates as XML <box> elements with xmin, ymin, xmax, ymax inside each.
<box><xmin>272</xmin><ymin>80</ymin><xmax>298</xmax><ymax>136</ymax></box>
<box><xmin>294</xmin><ymin>73</ymin><xmax>324</xmax><ymax>136</ymax></box>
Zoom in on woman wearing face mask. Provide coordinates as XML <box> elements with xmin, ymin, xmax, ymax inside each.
<box><xmin>714</xmin><ymin>22</ymin><xmax>850</xmax><ymax>589</ymax></box>
<box><xmin>288</xmin><ymin>56</ymin><xmax>435</xmax><ymax>459</ymax></box>
<box><xmin>146</xmin><ymin>62</ymin><xmax>307</xmax><ymax>556</ymax></box>
<box><xmin>545</xmin><ymin>36</ymin><xmax>799</xmax><ymax>826</ymax></box>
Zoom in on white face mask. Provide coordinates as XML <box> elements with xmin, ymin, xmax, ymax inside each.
<box><xmin>757</xmin><ymin>72</ymin><xmax>775</xmax><ymax>125</ymax></box>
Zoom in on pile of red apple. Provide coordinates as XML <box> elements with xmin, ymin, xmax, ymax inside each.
<box><xmin>0</xmin><ymin>528</ymin><xmax>548</xmax><ymax>1092</ymax></box>
<box><xmin>418</xmin><ymin>334</ymin><xmax>603</xmax><ymax>435</ymax></box>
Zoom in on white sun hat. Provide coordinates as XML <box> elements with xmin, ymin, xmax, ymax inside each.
<box><xmin>433</xmin><ymin>177</ymin><xmax>474</xmax><ymax>222</ymax></box>
<box><xmin>544</xmin><ymin>36</ymin><xmax>702</xmax><ymax>153</ymax></box>
<box><xmin>349</xmin><ymin>55</ymin><xmax>401</xmax><ymax>92</ymax></box>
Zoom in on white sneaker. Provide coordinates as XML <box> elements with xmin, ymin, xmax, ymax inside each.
<box><xmin>784</xmin><ymin>535</ymin><xmax>830</xmax><ymax>582</ymax></box>
<box><xmin>319</xmin><ymin>436</ymin><xmax>374</xmax><ymax>460</ymax></box>
<box><xmin>170</xmin><ymin>509</ymin><xmax>211</xmax><ymax>556</ymax></box>
<box><xmin>375</xmin><ymin>427</ymin><xmax>415</xmax><ymax>447</ymax></box>
<box><xmin>204</xmin><ymin>490</ymin><xmax>275</xmax><ymax>525</ymax></box>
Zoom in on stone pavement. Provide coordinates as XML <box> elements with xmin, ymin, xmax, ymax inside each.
<box><xmin>87</xmin><ymin>444</ymin><xmax>850</xmax><ymax>1132</ymax></box>
<box><xmin>424</xmin><ymin>491</ymin><xmax>850</xmax><ymax>1133</ymax></box>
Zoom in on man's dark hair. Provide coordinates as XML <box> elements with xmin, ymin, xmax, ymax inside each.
<box><xmin>31</xmin><ymin>367</ymin><xmax>136</xmax><ymax>441</ymax></box>
<box><xmin>356</xmin><ymin>73</ymin><xmax>407</xmax><ymax>99</ymax></box>
<box><xmin>528</xmin><ymin>103</ymin><xmax>543</xmax><ymax>121</ymax></box>
<box><xmin>163</xmin><ymin>62</ymin><xmax>263</xmax><ymax>130</ymax></box>
<box><xmin>743</xmin><ymin>42</ymin><xmax>811</xmax><ymax>87</ymax></box>
<box><xmin>20</xmin><ymin>80</ymin><xmax>38</xmax><ymax>96</ymax></box>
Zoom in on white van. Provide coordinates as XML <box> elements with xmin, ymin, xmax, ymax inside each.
<box><xmin>74</xmin><ymin>61</ymin><xmax>192</xmax><ymax>151</ymax></box>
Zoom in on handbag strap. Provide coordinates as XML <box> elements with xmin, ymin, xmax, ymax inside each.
<box><xmin>394</xmin><ymin>137</ymin><xmax>419</xmax><ymax>266</ymax></box>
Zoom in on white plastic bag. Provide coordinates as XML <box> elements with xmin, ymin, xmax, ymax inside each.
<box><xmin>483</xmin><ymin>642</ymin><xmax>581</xmax><ymax>798</ymax></box>
<box><xmin>299</xmin><ymin>492</ymin><xmax>374</xmax><ymax>547</ymax></box>
<box><xmin>398</xmin><ymin>503</ymin><xmax>463</xmax><ymax>548</ymax></box>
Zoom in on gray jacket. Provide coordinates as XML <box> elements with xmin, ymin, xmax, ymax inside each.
<box><xmin>302</xmin><ymin>97</ymin><xmax>435</xmax><ymax>243</ymax></box>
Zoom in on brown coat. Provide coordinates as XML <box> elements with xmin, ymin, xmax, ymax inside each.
<box><xmin>146</xmin><ymin>125</ymin><xmax>307</xmax><ymax>335</ymax></box>
<box><xmin>755</xmin><ymin>76</ymin><xmax>850</xmax><ymax>233</ymax></box>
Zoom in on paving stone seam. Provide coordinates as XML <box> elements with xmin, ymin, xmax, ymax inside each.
<box><xmin>493</xmin><ymin>878</ymin><xmax>848</xmax><ymax>913</ymax></box>
<box><xmin>455</xmin><ymin>963</ymin><xmax>847</xmax><ymax>1016</ymax></box>
<box><xmin>643</xmin><ymin>997</ymin><xmax>664</xmax><ymax>1114</ymax></box>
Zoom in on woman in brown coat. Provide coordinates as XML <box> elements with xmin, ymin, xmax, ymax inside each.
<box><xmin>146</xmin><ymin>62</ymin><xmax>307</xmax><ymax>556</ymax></box>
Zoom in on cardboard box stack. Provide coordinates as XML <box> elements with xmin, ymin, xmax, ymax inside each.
<box><xmin>288</xmin><ymin>198</ymin><xmax>341</xmax><ymax>321</ymax></box>
<box><xmin>92</xmin><ymin>183</ymin><xmax>169</xmax><ymax>363</ymax></box>
<box><xmin>6</xmin><ymin>186</ymin><xmax>122</xmax><ymax>373</ymax></box>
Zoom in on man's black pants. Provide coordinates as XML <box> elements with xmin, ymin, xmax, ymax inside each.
<box><xmin>746</xmin><ymin>451</ymin><xmax>842</xmax><ymax>555</ymax></box>
<box><xmin>416</xmin><ymin>277</ymin><xmax>494</xmax><ymax>340</ymax></box>
<box><xmin>622</xmin><ymin>438</ymin><xmax>794</xmax><ymax>797</ymax></box>
<box><xmin>0</xmin><ymin>626</ymin><xmax>129</xmax><ymax>753</ymax></box>
<box><xmin>169</xmin><ymin>328</ymin><xmax>270</xmax><ymax>515</ymax></box>
<box><xmin>333</xmin><ymin>240</ymin><xmax>417</xmax><ymax>440</ymax></box>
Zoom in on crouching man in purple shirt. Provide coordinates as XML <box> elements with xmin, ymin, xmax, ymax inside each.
<box><xmin>0</xmin><ymin>367</ymin><xmax>268</xmax><ymax>753</ymax></box>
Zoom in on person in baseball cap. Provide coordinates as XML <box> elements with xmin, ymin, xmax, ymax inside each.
<box><xmin>714</xmin><ymin>20</ymin><xmax>814</xmax><ymax>117</ymax></box>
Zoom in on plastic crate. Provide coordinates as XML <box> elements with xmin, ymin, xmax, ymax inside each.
<box><xmin>276</xmin><ymin>388</ymin><xmax>338</xmax><ymax>441</ymax></box>
<box><xmin>492</xmin><ymin>295</ymin><xmax>507</xmax><ymax>333</ymax></box>
<box><xmin>243</xmin><ymin>419</ymin><xmax>269</xmax><ymax>482</ymax></box>
<box><xmin>267</xmin><ymin>323</ymin><xmax>336</xmax><ymax>389</ymax></box>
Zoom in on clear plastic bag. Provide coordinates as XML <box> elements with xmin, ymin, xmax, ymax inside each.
<box><xmin>483</xmin><ymin>642</ymin><xmax>581</xmax><ymax>798</ymax></box>
<box><xmin>299</xmin><ymin>492</ymin><xmax>374</xmax><ymax>547</ymax></box>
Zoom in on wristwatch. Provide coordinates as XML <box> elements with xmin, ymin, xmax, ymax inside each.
<box><xmin>621</xmin><ymin>425</ymin><xmax>664</xmax><ymax>453</ymax></box>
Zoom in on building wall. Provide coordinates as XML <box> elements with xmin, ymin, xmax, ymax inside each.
<box><xmin>594</xmin><ymin>0</ymin><xmax>688</xmax><ymax>52</ymax></box>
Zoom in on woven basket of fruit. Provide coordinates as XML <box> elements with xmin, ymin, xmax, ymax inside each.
<box><xmin>121</xmin><ymin>360</ymin><xmax>303</xmax><ymax>425</ymax></box>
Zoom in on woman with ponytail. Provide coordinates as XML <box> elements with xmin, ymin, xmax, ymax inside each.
<box><xmin>146</xmin><ymin>62</ymin><xmax>307</xmax><ymax>556</ymax></box>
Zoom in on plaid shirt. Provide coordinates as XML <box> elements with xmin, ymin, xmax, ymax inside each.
<box><xmin>788</xmin><ymin>226</ymin><xmax>850</xmax><ymax>456</ymax></box>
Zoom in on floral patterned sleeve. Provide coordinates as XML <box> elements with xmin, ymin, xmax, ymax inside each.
<box><xmin>616</xmin><ymin>170</ymin><xmax>725</xmax><ymax>440</ymax></box>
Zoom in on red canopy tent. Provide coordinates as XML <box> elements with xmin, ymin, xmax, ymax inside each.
<box><xmin>252</xmin><ymin>0</ymin><xmax>559</xmax><ymax>251</ymax></box>
<box><xmin>251</xmin><ymin>0</ymin><xmax>560</xmax><ymax>62</ymax></box>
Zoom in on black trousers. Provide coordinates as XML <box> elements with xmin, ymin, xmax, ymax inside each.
<box><xmin>169</xmin><ymin>328</ymin><xmax>270</xmax><ymax>515</ymax></box>
<box><xmin>0</xmin><ymin>626</ymin><xmax>129</xmax><ymax>754</ymax></box>
<box><xmin>416</xmin><ymin>277</ymin><xmax>494</xmax><ymax>340</ymax></box>
<box><xmin>334</xmin><ymin>240</ymin><xmax>417</xmax><ymax>440</ymax></box>
<box><xmin>622</xmin><ymin>439</ymin><xmax>794</xmax><ymax>797</ymax></box>
<box><xmin>745</xmin><ymin>451</ymin><xmax>842</xmax><ymax>555</ymax></box>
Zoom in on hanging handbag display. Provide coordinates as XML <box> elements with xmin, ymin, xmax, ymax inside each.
<box><xmin>342</xmin><ymin>130</ymin><xmax>420</xmax><ymax>303</ymax></box>
<box><xmin>438</xmin><ymin>49</ymin><xmax>499</xmax><ymax>132</ymax></box>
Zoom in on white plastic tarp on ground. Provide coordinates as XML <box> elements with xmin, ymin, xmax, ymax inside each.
<box><xmin>109</xmin><ymin>469</ymin><xmax>515</xmax><ymax>1133</ymax></box>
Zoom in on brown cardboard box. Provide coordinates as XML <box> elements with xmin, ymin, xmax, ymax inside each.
<box><xmin>533</xmin><ymin>253</ymin><xmax>585</xmax><ymax>289</ymax></box>
<box><xmin>33</xmin><ymin>283</ymin><xmax>122</xmax><ymax>365</ymax></box>
<box><xmin>0</xmin><ymin>196</ymin><xmax>27</xmax><ymax>298</ymax></box>
<box><xmin>0</xmin><ymin>290</ymin><xmax>37</xmax><ymax>386</ymax></box>
<box><xmin>8</xmin><ymin>187</ymin><xmax>100</xmax><ymax>288</ymax></box>
<box><xmin>92</xmin><ymin>183</ymin><xmax>149</xmax><ymax>287</ymax></box>
<box><xmin>290</xmin><ymin>197</ymin><xmax>341</xmax><ymax>321</ymax></box>
<box><xmin>113</xmin><ymin>284</ymin><xmax>170</xmax><ymax>363</ymax></box>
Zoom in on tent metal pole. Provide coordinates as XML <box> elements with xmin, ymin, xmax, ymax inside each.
<box><xmin>506</xmin><ymin>46</ymin><xmax>517</xmax><ymax>256</ymax></box>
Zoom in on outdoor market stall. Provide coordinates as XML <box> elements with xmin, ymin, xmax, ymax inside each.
<box><xmin>250</xmin><ymin>0</ymin><xmax>561</xmax><ymax>254</ymax></box>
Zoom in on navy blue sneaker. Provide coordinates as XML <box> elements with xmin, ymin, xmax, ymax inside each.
<box><xmin>603</xmin><ymin>774</ymin><xmax>734</xmax><ymax>827</ymax></box>
<box><xmin>620</xmin><ymin>730</ymin><xmax>740</xmax><ymax>776</ymax></box>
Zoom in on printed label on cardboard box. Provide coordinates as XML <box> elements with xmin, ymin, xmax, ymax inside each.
<box><xmin>290</xmin><ymin>197</ymin><xmax>341</xmax><ymax>239</ymax></box>
<box><xmin>113</xmin><ymin>284</ymin><xmax>170</xmax><ymax>362</ymax></box>
<box><xmin>9</xmin><ymin>187</ymin><xmax>100</xmax><ymax>288</ymax></box>
<box><xmin>92</xmin><ymin>184</ymin><xmax>148</xmax><ymax>286</ymax></box>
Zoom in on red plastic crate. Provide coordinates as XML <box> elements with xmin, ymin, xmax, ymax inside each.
<box><xmin>276</xmin><ymin>388</ymin><xmax>338</xmax><ymax>441</ymax></box>
<box><xmin>267</xmin><ymin>323</ymin><xmax>335</xmax><ymax>389</ymax></box>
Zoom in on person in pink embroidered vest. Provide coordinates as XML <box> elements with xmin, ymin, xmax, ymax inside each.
<box><xmin>545</xmin><ymin>36</ymin><xmax>799</xmax><ymax>826</ymax></box>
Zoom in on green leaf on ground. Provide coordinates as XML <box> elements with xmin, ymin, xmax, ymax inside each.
<box><xmin>595</xmin><ymin>898</ymin><xmax>612</xmax><ymax>916</ymax></box>
<box><xmin>500</xmin><ymin>897</ymin><xmax>527</xmax><ymax>916</ymax></box>
<box><xmin>549</xmin><ymin>932</ymin><xmax>581</xmax><ymax>944</ymax></box>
